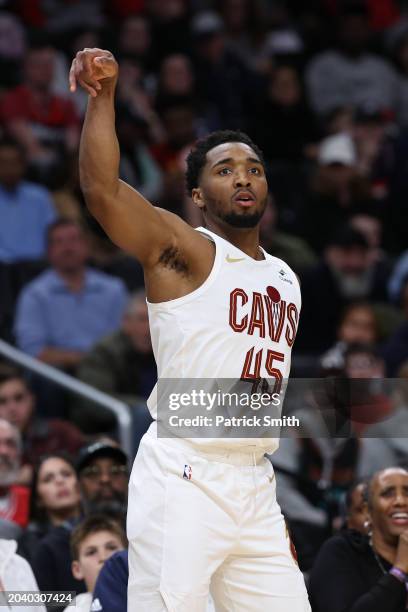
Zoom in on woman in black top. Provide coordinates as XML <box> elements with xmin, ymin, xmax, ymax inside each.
<box><xmin>18</xmin><ymin>453</ymin><xmax>81</xmax><ymax>563</ymax></box>
<box><xmin>309</xmin><ymin>467</ymin><xmax>408</xmax><ymax>611</ymax></box>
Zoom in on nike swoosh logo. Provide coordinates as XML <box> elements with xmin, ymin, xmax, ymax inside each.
<box><xmin>226</xmin><ymin>255</ymin><xmax>246</xmax><ymax>263</ymax></box>
<box><xmin>268</xmin><ymin>473</ymin><xmax>275</xmax><ymax>483</ymax></box>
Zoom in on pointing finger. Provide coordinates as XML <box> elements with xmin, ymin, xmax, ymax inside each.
<box><xmin>69</xmin><ymin>60</ymin><xmax>77</xmax><ymax>92</ymax></box>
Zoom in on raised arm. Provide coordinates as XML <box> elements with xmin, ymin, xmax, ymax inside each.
<box><xmin>69</xmin><ymin>48</ymin><xmax>177</xmax><ymax>268</ymax></box>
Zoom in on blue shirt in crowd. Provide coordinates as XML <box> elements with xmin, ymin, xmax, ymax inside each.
<box><xmin>15</xmin><ymin>268</ymin><xmax>128</xmax><ymax>356</ymax></box>
<box><xmin>92</xmin><ymin>550</ymin><xmax>128</xmax><ymax>612</ymax></box>
<box><xmin>0</xmin><ymin>182</ymin><xmax>56</xmax><ymax>262</ymax></box>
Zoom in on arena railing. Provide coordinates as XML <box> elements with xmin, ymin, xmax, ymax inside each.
<box><xmin>0</xmin><ymin>339</ymin><xmax>133</xmax><ymax>457</ymax></box>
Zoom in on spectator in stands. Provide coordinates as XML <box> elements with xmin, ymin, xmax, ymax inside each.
<box><xmin>219</xmin><ymin>0</ymin><xmax>267</xmax><ymax>68</ymax></box>
<box><xmin>152</xmin><ymin>102</ymin><xmax>197</xmax><ymax>215</ymax></box>
<box><xmin>252</xmin><ymin>64</ymin><xmax>320</xmax><ymax>164</ymax></box>
<box><xmin>352</xmin><ymin>106</ymin><xmax>397</xmax><ymax>212</ymax></box>
<box><xmin>305</xmin><ymin>3</ymin><xmax>398</xmax><ymax>116</ymax></box>
<box><xmin>320</xmin><ymin>302</ymin><xmax>378</xmax><ymax>374</ymax></box>
<box><xmin>259</xmin><ymin>197</ymin><xmax>317</xmax><ymax>275</ymax></box>
<box><xmin>151</xmin><ymin>101</ymin><xmax>197</xmax><ymax>172</ymax></box>
<box><xmin>116</xmin><ymin>105</ymin><xmax>163</xmax><ymax>204</ymax></box>
<box><xmin>0</xmin><ymin>366</ymin><xmax>84</xmax><ymax>482</ymax></box>
<box><xmin>18</xmin><ymin>453</ymin><xmax>81</xmax><ymax>564</ymax></box>
<box><xmin>76</xmin><ymin>441</ymin><xmax>128</xmax><ymax>518</ymax></box>
<box><xmin>191</xmin><ymin>10</ymin><xmax>257</xmax><ymax>131</ymax></box>
<box><xmin>297</xmin><ymin>225</ymin><xmax>388</xmax><ymax>353</ymax></box>
<box><xmin>146</xmin><ymin>0</ymin><xmax>190</xmax><ymax>66</ymax></box>
<box><xmin>1</xmin><ymin>44</ymin><xmax>79</xmax><ymax>180</ymax></box>
<box><xmin>29</xmin><ymin>1</ymin><xmax>104</xmax><ymax>35</ymax></box>
<box><xmin>356</xmin><ymin>367</ymin><xmax>408</xmax><ymax>476</ymax></box>
<box><xmin>0</xmin><ymin>12</ymin><xmax>26</xmax><ymax>89</ymax></box>
<box><xmin>0</xmin><ymin>539</ymin><xmax>46</xmax><ymax>612</ymax></box>
<box><xmin>350</xmin><ymin>212</ymin><xmax>386</xmax><ymax>266</ymax></box>
<box><xmin>302</xmin><ymin>132</ymin><xmax>374</xmax><ymax>253</ymax></box>
<box><xmin>92</xmin><ymin>549</ymin><xmax>128</xmax><ymax>612</ymax></box>
<box><xmin>116</xmin><ymin>55</ymin><xmax>164</xmax><ymax>146</ymax></box>
<box><xmin>0</xmin><ymin>419</ymin><xmax>29</xmax><ymax>529</ymax></box>
<box><xmin>342</xmin><ymin>344</ymin><xmax>393</xmax><ymax>436</ymax></box>
<box><xmin>0</xmin><ymin>138</ymin><xmax>56</xmax><ymax>263</ymax></box>
<box><xmin>273</xmin><ymin>343</ymin><xmax>391</xmax><ymax>569</ymax></box>
<box><xmin>344</xmin><ymin>480</ymin><xmax>369</xmax><ymax>533</ymax></box>
<box><xmin>115</xmin><ymin>15</ymin><xmax>153</xmax><ymax>73</ymax></box>
<box><xmin>271</xmin><ymin>377</ymin><xmax>362</xmax><ymax>570</ymax></box>
<box><xmin>155</xmin><ymin>54</ymin><xmax>195</xmax><ymax>110</ymax></box>
<box><xmin>309</xmin><ymin>467</ymin><xmax>408</xmax><ymax>612</ymax></box>
<box><xmin>30</xmin><ymin>440</ymin><xmax>128</xmax><ymax>597</ymax></box>
<box><xmin>66</xmin><ymin>514</ymin><xmax>127</xmax><ymax>612</ymax></box>
<box><xmin>76</xmin><ymin>291</ymin><xmax>155</xmax><ymax>432</ymax></box>
<box><xmin>14</xmin><ymin>219</ymin><xmax>128</xmax><ymax>371</ymax></box>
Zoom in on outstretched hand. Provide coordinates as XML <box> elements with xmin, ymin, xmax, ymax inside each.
<box><xmin>69</xmin><ymin>48</ymin><xmax>118</xmax><ymax>97</ymax></box>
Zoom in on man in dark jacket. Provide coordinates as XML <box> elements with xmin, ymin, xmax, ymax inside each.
<box><xmin>296</xmin><ymin>225</ymin><xmax>389</xmax><ymax>353</ymax></box>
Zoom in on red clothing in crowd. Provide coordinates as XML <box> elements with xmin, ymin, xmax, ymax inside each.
<box><xmin>0</xmin><ymin>485</ymin><xmax>30</xmax><ymax>528</ymax></box>
<box><xmin>23</xmin><ymin>419</ymin><xmax>85</xmax><ymax>468</ymax></box>
<box><xmin>2</xmin><ymin>85</ymin><xmax>78</xmax><ymax>136</ymax></box>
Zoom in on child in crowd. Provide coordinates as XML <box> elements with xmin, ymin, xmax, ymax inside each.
<box><xmin>64</xmin><ymin>514</ymin><xmax>127</xmax><ymax>612</ymax></box>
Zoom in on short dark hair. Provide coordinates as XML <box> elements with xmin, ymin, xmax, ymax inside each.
<box><xmin>185</xmin><ymin>130</ymin><xmax>266</xmax><ymax>194</ymax></box>
<box><xmin>46</xmin><ymin>218</ymin><xmax>84</xmax><ymax>247</ymax></box>
<box><xmin>0</xmin><ymin>364</ymin><xmax>29</xmax><ymax>391</ymax></box>
<box><xmin>328</xmin><ymin>225</ymin><xmax>369</xmax><ymax>250</ymax></box>
<box><xmin>70</xmin><ymin>514</ymin><xmax>127</xmax><ymax>560</ymax></box>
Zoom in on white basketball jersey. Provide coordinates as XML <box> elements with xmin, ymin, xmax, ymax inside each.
<box><xmin>146</xmin><ymin>227</ymin><xmax>301</xmax><ymax>454</ymax></box>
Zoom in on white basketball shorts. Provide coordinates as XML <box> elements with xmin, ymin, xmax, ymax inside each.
<box><xmin>127</xmin><ymin>424</ymin><xmax>311</xmax><ymax>611</ymax></box>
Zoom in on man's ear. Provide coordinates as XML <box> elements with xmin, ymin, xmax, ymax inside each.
<box><xmin>71</xmin><ymin>560</ymin><xmax>84</xmax><ymax>581</ymax></box>
<box><xmin>192</xmin><ymin>188</ymin><xmax>205</xmax><ymax>209</ymax></box>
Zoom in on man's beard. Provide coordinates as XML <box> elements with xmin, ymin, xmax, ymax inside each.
<box><xmin>331</xmin><ymin>266</ymin><xmax>373</xmax><ymax>299</ymax></box>
<box><xmin>84</xmin><ymin>490</ymin><xmax>127</xmax><ymax>515</ymax></box>
<box><xmin>220</xmin><ymin>209</ymin><xmax>264</xmax><ymax>228</ymax></box>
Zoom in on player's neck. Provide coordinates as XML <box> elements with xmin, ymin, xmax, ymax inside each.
<box><xmin>204</xmin><ymin>221</ymin><xmax>263</xmax><ymax>260</ymax></box>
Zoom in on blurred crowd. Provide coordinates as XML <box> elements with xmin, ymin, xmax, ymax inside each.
<box><xmin>1</xmin><ymin>0</ymin><xmax>408</xmax><ymax>610</ymax></box>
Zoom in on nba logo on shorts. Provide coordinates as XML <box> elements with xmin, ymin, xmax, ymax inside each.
<box><xmin>183</xmin><ymin>464</ymin><xmax>192</xmax><ymax>480</ymax></box>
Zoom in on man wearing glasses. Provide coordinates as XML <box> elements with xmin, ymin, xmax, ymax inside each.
<box><xmin>76</xmin><ymin>441</ymin><xmax>128</xmax><ymax>516</ymax></box>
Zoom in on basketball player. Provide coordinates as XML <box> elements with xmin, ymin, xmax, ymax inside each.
<box><xmin>69</xmin><ymin>48</ymin><xmax>311</xmax><ymax>612</ymax></box>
